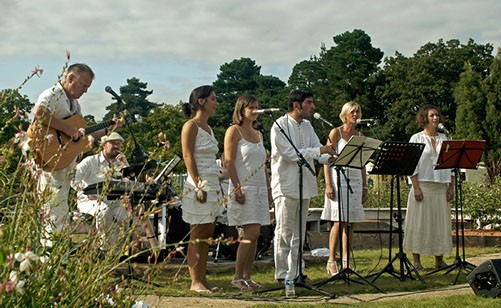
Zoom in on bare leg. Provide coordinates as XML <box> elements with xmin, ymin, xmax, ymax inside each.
<box><xmin>187</xmin><ymin>223</ymin><xmax>215</xmax><ymax>291</ymax></box>
<box><xmin>328</xmin><ymin>222</ymin><xmax>340</xmax><ymax>274</ymax></box>
<box><xmin>413</xmin><ymin>253</ymin><xmax>421</xmax><ymax>264</ymax></box>
<box><xmin>233</xmin><ymin>224</ymin><xmax>260</xmax><ymax>289</ymax></box>
<box><xmin>342</xmin><ymin>222</ymin><xmax>355</xmax><ymax>268</ymax></box>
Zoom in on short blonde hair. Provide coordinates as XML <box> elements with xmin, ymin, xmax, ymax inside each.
<box><xmin>232</xmin><ymin>95</ymin><xmax>259</xmax><ymax>125</ymax></box>
<box><xmin>339</xmin><ymin>101</ymin><xmax>362</xmax><ymax>123</ymax></box>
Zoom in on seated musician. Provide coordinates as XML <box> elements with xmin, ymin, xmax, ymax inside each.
<box><xmin>71</xmin><ymin>132</ymin><xmax>130</xmax><ymax>249</ymax></box>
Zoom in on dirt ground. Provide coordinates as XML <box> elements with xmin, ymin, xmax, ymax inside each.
<box><xmin>135</xmin><ymin>252</ymin><xmax>501</xmax><ymax>307</ymax></box>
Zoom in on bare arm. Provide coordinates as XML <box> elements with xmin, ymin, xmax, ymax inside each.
<box><xmin>181</xmin><ymin>120</ymin><xmax>205</xmax><ymax>202</ymax></box>
<box><xmin>409</xmin><ymin>175</ymin><xmax>423</xmax><ymax>201</ymax></box>
<box><xmin>33</xmin><ymin>105</ymin><xmax>80</xmax><ymax>138</ymax></box>
<box><xmin>224</xmin><ymin>126</ymin><xmax>245</xmax><ymax>204</ymax></box>
<box><xmin>324</xmin><ymin>128</ymin><xmax>339</xmax><ymax>201</ymax></box>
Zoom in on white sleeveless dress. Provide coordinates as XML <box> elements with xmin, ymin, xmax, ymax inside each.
<box><xmin>182</xmin><ymin>125</ymin><xmax>224</xmax><ymax>225</ymax></box>
<box><xmin>227</xmin><ymin>127</ymin><xmax>271</xmax><ymax>226</ymax></box>
<box><xmin>321</xmin><ymin>131</ymin><xmax>365</xmax><ymax>222</ymax></box>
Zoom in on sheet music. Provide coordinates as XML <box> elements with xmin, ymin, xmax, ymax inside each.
<box><xmin>154</xmin><ymin>155</ymin><xmax>181</xmax><ymax>183</ymax></box>
<box><xmin>334</xmin><ymin>136</ymin><xmax>382</xmax><ymax>169</ymax></box>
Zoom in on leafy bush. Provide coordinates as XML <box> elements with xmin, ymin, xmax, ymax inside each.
<box><xmin>463</xmin><ymin>176</ymin><xmax>501</xmax><ymax>229</ymax></box>
<box><xmin>0</xmin><ymin>63</ymin><xmax>153</xmax><ymax>306</ymax></box>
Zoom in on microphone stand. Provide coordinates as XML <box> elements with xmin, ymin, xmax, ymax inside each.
<box><xmin>112</xmin><ymin>93</ymin><xmax>147</xmax><ymax>164</ymax></box>
<box><xmin>255</xmin><ymin>115</ymin><xmax>335</xmax><ymax>298</ymax></box>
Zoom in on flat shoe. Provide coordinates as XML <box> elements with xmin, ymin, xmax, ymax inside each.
<box><xmin>414</xmin><ymin>262</ymin><xmax>424</xmax><ymax>271</ymax></box>
<box><xmin>192</xmin><ymin>289</ymin><xmax>211</xmax><ymax>293</ymax></box>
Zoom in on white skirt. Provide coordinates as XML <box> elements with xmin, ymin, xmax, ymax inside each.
<box><xmin>403</xmin><ymin>182</ymin><xmax>452</xmax><ymax>256</ymax></box>
<box><xmin>321</xmin><ymin>173</ymin><xmax>365</xmax><ymax>223</ymax></box>
<box><xmin>227</xmin><ymin>186</ymin><xmax>271</xmax><ymax>226</ymax></box>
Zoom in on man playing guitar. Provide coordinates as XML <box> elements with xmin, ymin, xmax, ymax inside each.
<box><xmin>31</xmin><ymin>63</ymin><xmax>111</xmax><ymax>247</ymax></box>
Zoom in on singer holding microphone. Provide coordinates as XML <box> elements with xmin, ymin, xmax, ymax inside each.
<box><xmin>321</xmin><ymin>101</ymin><xmax>368</xmax><ymax>275</ymax></box>
<box><xmin>403</xmin><ymin>104</ymin><xmax>454</xmax><ymax>271</ymax></box>
<box><xmin>224</xmin><ymin>95</ymin><xmax>272</xmax><ymax>291</ymax></box>
<box><xmin>271</xmin><ymin>90</ymin><xmax>336</xmax><ymax>284</ymax></box>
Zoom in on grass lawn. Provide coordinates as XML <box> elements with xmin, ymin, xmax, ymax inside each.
<box><xmin>123</xmin><ymin>246</ymin><xmax>501</xmax><ymax>307</ymax></box>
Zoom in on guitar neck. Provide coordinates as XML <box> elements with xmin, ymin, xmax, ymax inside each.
<box><xmin>84</xmin><ymin>120</ymin><xmax>115</xmax><ymax>136</ymax></box>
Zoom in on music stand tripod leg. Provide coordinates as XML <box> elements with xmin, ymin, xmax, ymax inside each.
<box><xmin>314</xmin><ymin>167</ymin><xmax>384</xmax><ymax>293</ymax></box>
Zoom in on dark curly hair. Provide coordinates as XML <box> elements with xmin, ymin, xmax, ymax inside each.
<box><xmin>415</xmin><ymin>104</ymin><xmax>440</xmax><ymax>128</ymax></box>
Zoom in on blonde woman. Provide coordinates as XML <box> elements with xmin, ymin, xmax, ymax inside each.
<box><xmin>321</xmin><ymin>101</ymin><xmax>368</xmax><ymax>275</ymax></box>
<box><xmin>224</xmin><ymin>95</ymin><xmax>272</xmax><ymax>290</ymax></box>
<box><xmin>181</xmin><ymin>85</ymin><xmax>224</xmax><ymax>292</ymax></box>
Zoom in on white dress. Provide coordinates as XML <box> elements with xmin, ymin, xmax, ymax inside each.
<box><xmin>182</xmin><ymin>124</ymin><xmax>224</xmax><ymax>225</ymax></box>
<box><xmin>403</xmin><ymin>132</ymin><xmax>452</xmax><ymax>256</ymax></box>
<box><xmin>227</xmin><ymin>127</ymin><xmax>271</xmax><ymax>226</ymax></box>
<box><xmin>321</xmin><ymin>131</ymin><xmax>365</xmax><ymax>223</ymax></box>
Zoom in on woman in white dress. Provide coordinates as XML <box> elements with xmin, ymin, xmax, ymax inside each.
<box><xmin>224</xmin><ymin>95</ymin><xmax>272</xmax><ymax>291</ymax></box>
<box><xmin>321</xmin><ymin>101</ymin><xmax>368</xmax><ymax>275</ymax></box>
<box><xmin>403</xmin><ymin>104</ymin><xmax>454</xmax><ymax>271</ymax></box>
<box><xmin>181</xmin><ymin>85</ymin><xmax>224</xmax><ymax>292</ymax></box>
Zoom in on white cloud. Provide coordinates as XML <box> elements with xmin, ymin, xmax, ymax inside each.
<box><xmin>1</xmin><ymin>0</ymin><xmax>500</xmax><ymax>120</ymax></box>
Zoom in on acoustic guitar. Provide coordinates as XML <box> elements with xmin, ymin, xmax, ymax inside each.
<box><xmin>27</xmin><ymin>114</ymin><xmax>116</xmax><ymax>171</ymax></box>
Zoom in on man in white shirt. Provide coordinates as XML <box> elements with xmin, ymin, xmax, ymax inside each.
<box><xmin>32</xmin><ymin>63</ymin><xmax>108</xmax><ymax>247</ymax></box>
<box><xmin>270</xmin><ymin>90</ymin><xmax>336</xmax><ymax>282</ymax></box>
<box><xmin>71</xmin><ymin>132</ymin><xmax>130</xmax><ymax>248</ymax></box>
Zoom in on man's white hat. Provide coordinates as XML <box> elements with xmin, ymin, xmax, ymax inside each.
<box><xmin>101</xmin><ymin>132</ymin><xmax>124</xmax><ymax>144</ymax></box>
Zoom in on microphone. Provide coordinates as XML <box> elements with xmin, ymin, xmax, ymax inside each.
<box><xmin>438</xmin><ymin>123</ymin><xmax>450</xmax><ymax>135</ymax></box>
<box><xmin>313</xmin><ymin>113</ymin><xmax>333</xmax><ymax>127</ymax></box>
<box><xmin>105</xmin><ymin>86</ymin><xmax>122</xmax><ymax>102</ymax></box>
<box><xmin>252</xmin><ymin>108</ymin><xmax>281</xmax><ymax>115</ymax></box>
<box><xmin>356</xmin><ymin>118</ymin><xmax>377</xmax><ymax>125</ymax></box>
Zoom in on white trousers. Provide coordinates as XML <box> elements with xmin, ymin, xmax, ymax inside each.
<box><xmin>273</xmin><ymin>196</ymin><xmax>309</xmax><ymax>280</ymax></box>
<box><xmin>38</xmin><ymin>164</ymin><xmax>75</xmax><ymax>247</ymax></box>
<box><xmin>78</xmin><ymin>200</ymin><xmax>128</xmax><ymax>248</ymax></box>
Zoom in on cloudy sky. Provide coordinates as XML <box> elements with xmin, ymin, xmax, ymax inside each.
<box><xmin>1</xmin><ymin>0</ymin><xmax>500</xmax><ymax>120</ymax></box>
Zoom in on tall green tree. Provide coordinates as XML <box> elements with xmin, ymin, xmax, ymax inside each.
<box><xmin>212</xmin><ymin>58</ymin><xmax>286</xmax><ymax>145</ymax></box>
<box><xmin>288</xmin><ymin>29</ymin><xmax>383</xmax><ymax>128</ymax></box>
<box><xmin>376</xmin><ymin>39</ymin><xmax>494</xmax><ymax>142</ymax></box>
<box><xmin>0</xmin><ymin>89</ymin><xmax>33</xmax><ymax>144</ymax></box>
<box><xmin>103</xmin><ymin>77</ymin><xmax>159</xmax><ymax>123</ymax></box>
<box><xmin>453</xmin><ymin>63</ymin><xmax>486</xmax><ymax>140</ymax></box>
<box><xmin>483</xmin><ymin>48</ymin><xmax>501</xmax><ymax>179</ymax></box>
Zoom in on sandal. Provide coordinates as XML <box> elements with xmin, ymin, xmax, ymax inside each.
<box><xmin>326</xmin><ymin>260</ymin><xmax>338</xmax><ymax>276</ymax></box>
<box><xmin>245</xmin><ymin>279</ymin><xmax>262</xmax><ymax>289</ymax></box>
<box><xmin>231</xmin><ymin>279</ymin><xmax>252</xmax><ymax>291</ymax></box>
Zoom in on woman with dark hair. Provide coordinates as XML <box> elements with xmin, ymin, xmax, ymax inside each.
<box><xmin>403</xmin><ymin>104</ymin><xmax>454</xmax><ymax>271</ymax></box>
<box><xmin>181</xmin><ymin>85</ymin><xmax>224</xmax><ymax>292</ymax></box>
<box><xmin>224</xmin><ymin>94</ymin><xmax>272</xmax><ymax>290</ymax></box>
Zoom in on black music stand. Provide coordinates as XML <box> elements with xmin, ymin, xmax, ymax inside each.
<box><xmin>427</xmin><ymin>140</ymin><xmax>485</xmax><ymax>284</ymax></box>
<box><xmin>368</xmin><ymin>141</ymin><xmax>426</xmax><ymax>284</ymax></box>
<box><xmin>254</xmin><ymin>117</ymin><xmax>335</xmax><ymax>298</ymax></box>
<box><xmin>314</xmin><ymin>136</ymin><xmax>383</xmax><ymax>293</ymax></box>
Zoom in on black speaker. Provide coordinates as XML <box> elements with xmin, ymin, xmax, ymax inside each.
<box><xmin>467</xmin><ymin>259</ymin><xmax>501</xmax><ymax>298</ymax></box>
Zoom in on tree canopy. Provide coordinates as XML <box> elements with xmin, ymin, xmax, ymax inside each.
<box><xmin>3</xmin><ymin>30</ymin><xmax>500</xmax><ymax>178</ymax></box>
